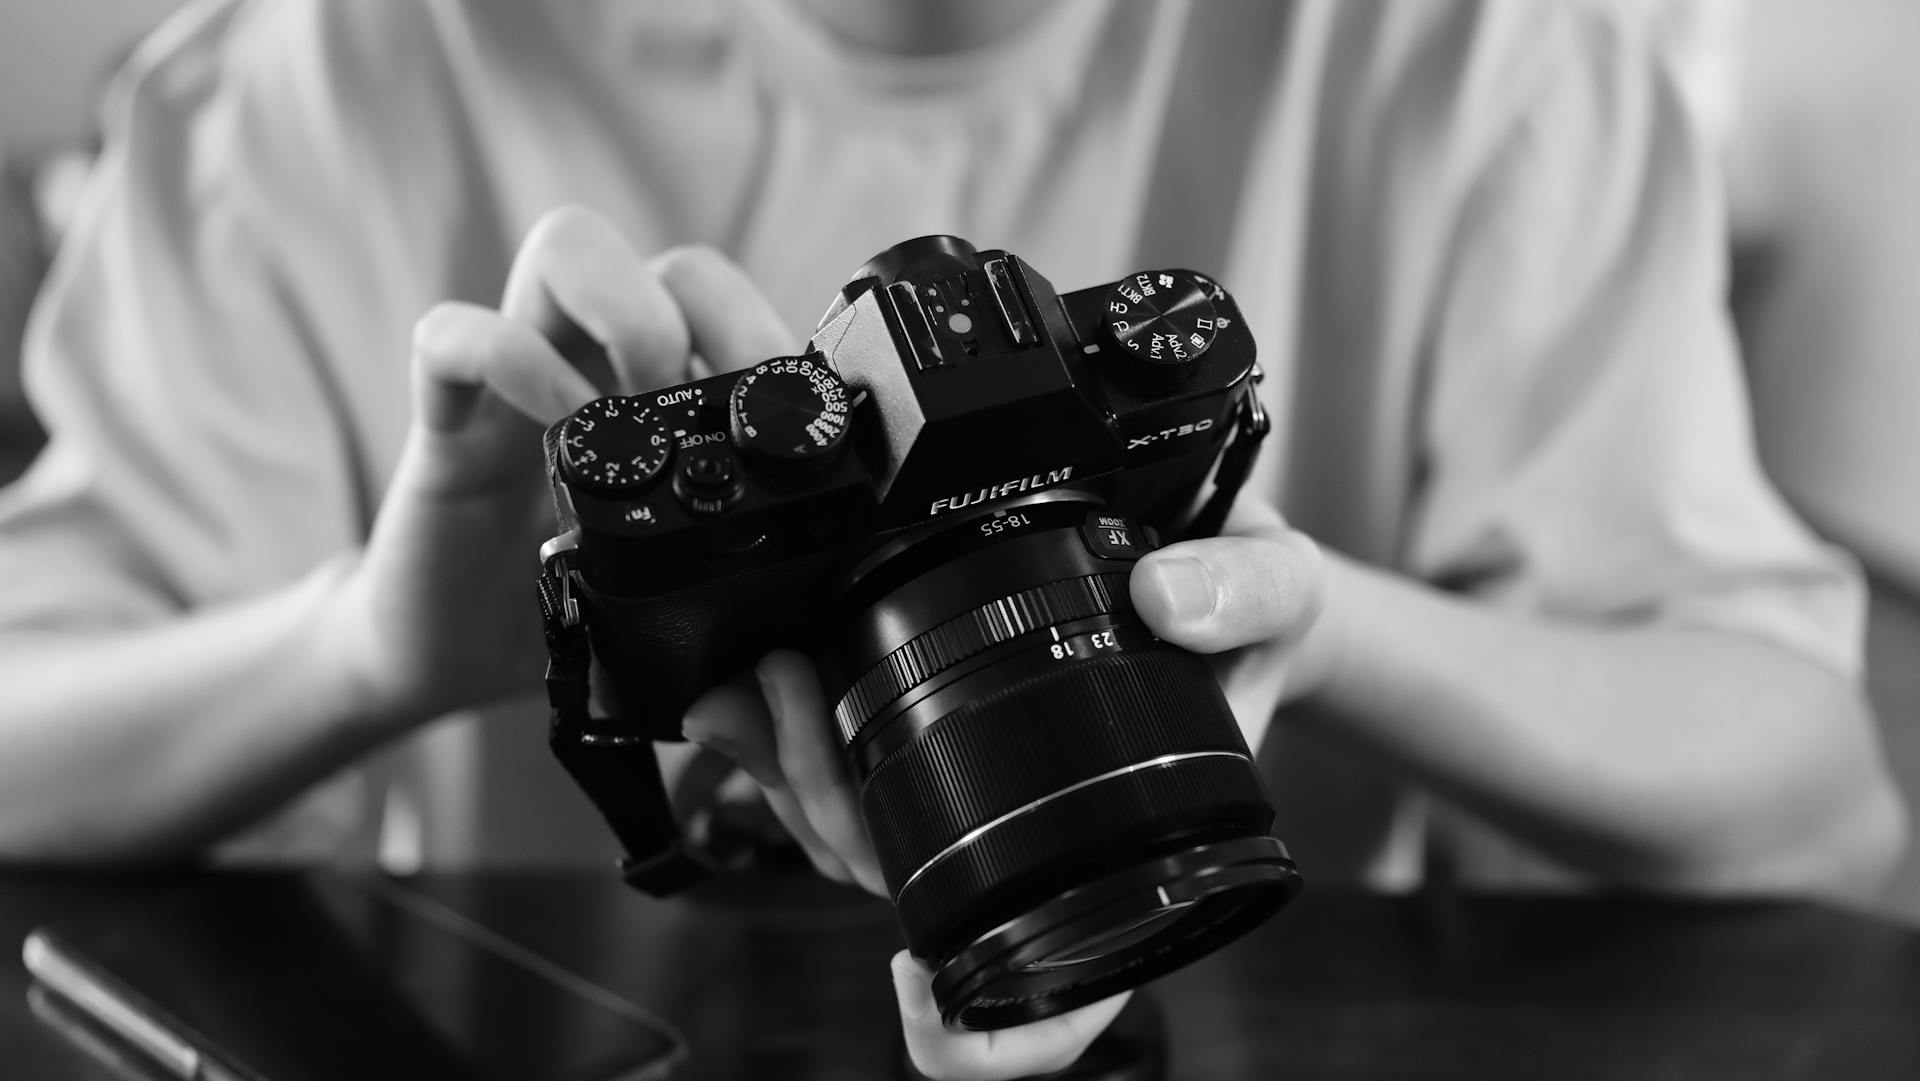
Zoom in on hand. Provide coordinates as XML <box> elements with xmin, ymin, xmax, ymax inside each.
<box><xmin>329</xmin><ymin>206</ymin><xmax>797</xmax><ymax>727</ymax></box>
<box><xmin>684</xmin><ymin>651</ymin><xmax>1136</xmax><ymax>1081</ymax></box>
<box><xmin>681</xmin><ymin>502</ymin><xmax>1328</xmax><ymax>1080</ymax></box>
<box><xmin>684</xmin><ymin>498</ymin><xmax>1331</xmax><ymax>885</ymax></box>
<box><xmin>1129</xmin><ymin>498</ymin><xmax>1331</xmax><ymax>751</ymax></box>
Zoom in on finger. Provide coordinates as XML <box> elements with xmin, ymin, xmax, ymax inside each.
<box><xmin>651</xmin><ymin>244</ymin><xmax>799</xmax><ymax>373</ymax></box>
<box><xmin>681</xmin><ymin>680</ymin><xmax>856</xmax><ymax>884</ymax></box>
<box><xmin>757</xmin><ymin>650</ymin><xmax>886</xmax><ymax>895</ymax></box>
<box><xmin>764</xmin><ymin>785</ymin><xmax>861</xmax><ymax>884</ymax></box>
<box><xmin>502</xmin><ymin>205</ymin><xmax>693</xmax><ymax>395</ymax></box>
<box><xmin>1131</xmin><ymin>527</ymin><xmax>1326</xmax><ymax>654</ymax></box>
<box><xmin>892</xmin><ymin>952</ymin><xmax>1131</xmax><ymax>1081</ymax></box>
<box><xmin>411</xmin><ymin>301</ymin><xmax>601</xmax><ymax>431</ymax></box>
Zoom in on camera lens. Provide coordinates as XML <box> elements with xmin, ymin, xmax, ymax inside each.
<box><xmin>827</xmin><ymin>493</ymin><xmax>1300</xmax><ymax>1030</ymax></box>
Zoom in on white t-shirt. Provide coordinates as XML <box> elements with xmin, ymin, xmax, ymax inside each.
<box><xmin>0</xmin><ymin>0</ymin><xmax>1861</xmax><ymax>885</ymax></box>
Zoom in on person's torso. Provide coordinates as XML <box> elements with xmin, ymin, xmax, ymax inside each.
<box><xmin>213</xmin><ymin>0</ymin><xmax>1580</xmax><ymax>882</ymax></box>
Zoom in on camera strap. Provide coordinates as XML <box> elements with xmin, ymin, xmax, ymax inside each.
<box><xmin>536</xmin><ymin>553</ymin><xmax>708</xmax><ymax>897</ymax></box>
<box><xmin>1182</xmin><ymin>367</ymin><xmax>1271</xmax><ymax>540</ymax></box>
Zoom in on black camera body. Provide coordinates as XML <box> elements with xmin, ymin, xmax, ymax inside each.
<box><xmin>538</xmin><ymin>237</ymin><xmax>1297</xmax><ymax>1030</ymax></box>
<box><xmin>545</xmin><ymin>236</ymin><xmax>1264</xmax><ymax>732</ymax></box>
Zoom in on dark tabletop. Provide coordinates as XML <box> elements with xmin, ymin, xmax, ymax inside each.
<box><xmin>5</xmin><ymin>866</ymin><xmax>1920</xmax><ymax>1080</ymax></box>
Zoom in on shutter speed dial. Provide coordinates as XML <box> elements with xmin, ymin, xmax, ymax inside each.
<box><xmin>729</xmin><ymin>355</ymin><xmax>851</xmax><ymax>473</ymax></box>
<box><xmin>558</xmin><ymin>397</ymin><xmax>674</xmax><ymax>495</ymax></box>
<box><xmin>1103</xmin><ymin>271</ymin><xmax>1221</xmax><ymax>379</ymax></box>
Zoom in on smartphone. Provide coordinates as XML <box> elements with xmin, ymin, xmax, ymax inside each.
<box><xmin>21</xmin><ymin>873</ymin><xmax>685</xmax><ymax>1081</ymax></box>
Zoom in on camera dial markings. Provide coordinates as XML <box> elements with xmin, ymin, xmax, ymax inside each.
<box><xmin>728</xmin><ymin>355</ymin><xmax>851</xmax><ymax>474</ymax></box>
<box><xmin>558</xmin><ymin>397</ymin><xmax>673</xmax><ymax>495</ymax></box>
<box><xmin>1103</xmin><ymin>271</ymin><xmax>1221</xmax><ymax>379</ymax></box>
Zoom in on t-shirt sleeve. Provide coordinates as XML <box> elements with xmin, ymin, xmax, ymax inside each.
<box><xmin>1405</xmin><ymin>9</ymin><xmax>1864</xmax><ymax>678</ymax></box>
<box><xmin>0</xmin><ymin>6</ymin><xmax>373</xmax><ymax>632</ymax></box>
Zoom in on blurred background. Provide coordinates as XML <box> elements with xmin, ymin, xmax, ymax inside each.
<box><xmin>0</xmin><ymin>0</ymin><xmax>1915</xmax><ymax>915</ymax></box>
<box><xmin>0</xmin><ymin>1</ymin><xmax>181</xmax><ymax>483</ymax></box>
<box><xmin>0</xmin><ymin>1</ymin><xmax>178</xmax><ymax>153</ymax></box>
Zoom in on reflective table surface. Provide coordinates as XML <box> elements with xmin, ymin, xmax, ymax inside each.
<box><xmin>5</xmin><ymin>867</ymin><xmax>1919</xmax><ymax>1080</ymax></box>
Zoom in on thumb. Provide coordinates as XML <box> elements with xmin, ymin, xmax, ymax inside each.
<box><xmin>1130</xmin><ymin>529</ymin><xmax>1325</xmax><ymax>654</ymax></box>
<box><xmin>890</xmin><ymin>951</ymin><xmax>1131</xmax><ymax>1081</ymax></box>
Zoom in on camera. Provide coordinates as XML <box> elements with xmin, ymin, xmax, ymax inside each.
<box><xmin>536</xmin><ymin>236</ymin><xmax>1301</xmax><ymax>1030</ymax></box>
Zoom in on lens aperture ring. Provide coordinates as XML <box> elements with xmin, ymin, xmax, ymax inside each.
<box><xmin>833</xmin><ymin>571</ymin><xmax>1132</xmax><ymax>743</ymax></box>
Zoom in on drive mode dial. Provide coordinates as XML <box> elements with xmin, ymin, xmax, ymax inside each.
<box><xmin>558</xmin><ymin>396</ymin><xmax>674</xmax><ymax>495</ymax></box>
<box><xmin>729</xmin><ymin>355</ymin><xmax>850</xmax><ymax>473</ymax></box>
<box><xmin>1103</xmin><ymin>271</ymin><xmax>1221</xmax><ymax>379</ymax></box>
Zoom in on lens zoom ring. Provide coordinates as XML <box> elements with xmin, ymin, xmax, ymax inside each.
<box><xmin>860</xmin><ymin>649</ymin><xmax>1249</xmax><ymax>889</ymax></box>
<box><xmin>893</xmin><ymin>755</ymin><xmax>1271</xmax><ymax>952</ymax></box>
<box><xmin>834</xmin><ymin>572</ymin><xmax>1133</xmax><ymax>743</ymax></box>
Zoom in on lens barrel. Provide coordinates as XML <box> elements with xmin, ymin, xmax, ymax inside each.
<box><xmin>829</xmin><ymin>496</ymin><xmax>1299</xmax><ymax>1029</ymax></box>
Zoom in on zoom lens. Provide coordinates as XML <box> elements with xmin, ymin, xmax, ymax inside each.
<box><xmin>826</xmin><ymin>494</ymin><xmax>1300</xmax><ymax>1030</ymax></box>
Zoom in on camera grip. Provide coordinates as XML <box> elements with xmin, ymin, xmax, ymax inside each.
<box><xmin>541</xmin><ymin>552</ymin><xmax>842</xmax><ymax>895</ymax></box>
<box><xmin>577</xmin><ymin>551</ymin><xmax>844</xmax><ymax>739</ymax></box>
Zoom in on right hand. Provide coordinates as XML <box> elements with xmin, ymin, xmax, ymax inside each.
<box><xmin>336</xmin><ymin>205</ymin><xmax>1132</xmax><ymax>1079</ymax></box>
<box><xmin>327</xmin><ymin>206</ymin><xmax>799</xmax><ymax>727</ymax></box>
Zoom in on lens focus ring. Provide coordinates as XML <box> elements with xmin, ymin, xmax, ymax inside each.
<box><xmin>833</xmin><ymin>572</ymin><xmax>1132</xmax><ymax>743</ymax></box>
<box><xmin>862</xmin><ymin>649</ymin><xmax>1268</xmax><ymax>948</ymax></box>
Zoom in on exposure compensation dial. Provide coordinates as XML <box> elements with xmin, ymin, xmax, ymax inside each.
<box><xmin>558</xmin><ymin>396</ymin><xmax>674</xmax><ymax>495</ymax></box>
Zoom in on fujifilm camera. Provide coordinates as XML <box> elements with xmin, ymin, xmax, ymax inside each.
<box><xmin>536</xmin><ymin>236</ymin><xmax>1299</xmax><ymax>1030</ymax></box>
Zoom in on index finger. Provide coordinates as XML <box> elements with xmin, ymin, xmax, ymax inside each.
<box><xmin>651</xmin><ymin>245</ymin><xmax>800</xmax><ymax>374</ymax></box>
<box><xmin>410</xmin><ymin>301</ymin><xmax>600</xmax><ymax>431</ymax></box>
<box><xmin>756</xmin><ymin>649</ymin><xmax>884</xmax><ymax>896</ymax></box>
<box><xmin>502</xmin><ymin>206</ymin><xmax>693</xmax><ymax>395</ymax></box>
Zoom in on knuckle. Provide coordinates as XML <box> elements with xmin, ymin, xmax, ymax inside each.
<box><xmin>1290</xmin><ymin>535</ymin><xmax>1328</xmax><ymax>620</ymax></box>
<box><xmin>410</xmin><ymin>301</ymin><xmax>470</xmax><ymax>358</ymax></box>
<box><xmin>1248</xmin><ymin>535</ymin><xmax>1324</xmax><ymax>638</ymax></box>
<box><xmin>523</xmin><ymin>204</ymin><xmax>605</xmax><ymax>252</ymax></box>
<box><xmin>627</xmin><ymin>312</ymin><xmax>692</xmax><ymax>362</ymax></box>
<box><xmin>468</xmin><ymin>324</ymin><xmax>528</xmax><ymax>384</ymax></box>
<box><xmin>515</xmin><ymin>207</ymin><xmax>630</xmax><ymax>299</ymax></box>
<box><xmin>1258</xmin><ymin>544</ymin><xmax>1303</xmax><ymax>607</ymax></box>
<box><xmin>652</xmin><ymin>243</ymin><xmax>733</xmax><ymax>287</ymax></box>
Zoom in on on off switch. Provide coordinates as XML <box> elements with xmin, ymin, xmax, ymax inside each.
<box><xmin>673</xmin><ymin>445</ymin><xmax>743</xmax><ymax>515</ymax></box>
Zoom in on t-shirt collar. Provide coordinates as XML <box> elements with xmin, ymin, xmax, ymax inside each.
<box><xmin>730</xmin><ymin>0</ymin><xmax>1119</xmax><ymax>119</ymax></box>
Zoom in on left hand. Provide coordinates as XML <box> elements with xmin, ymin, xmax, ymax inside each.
<box><xmin>1129</xmin><ymin>498</ymin><xmax>1332</xmax><ymax>751</ymax></box>
<box><xmin>682</xmin><ymin>499</ymin><xmax>1328</xmax><ymax>1080</ymax></box>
